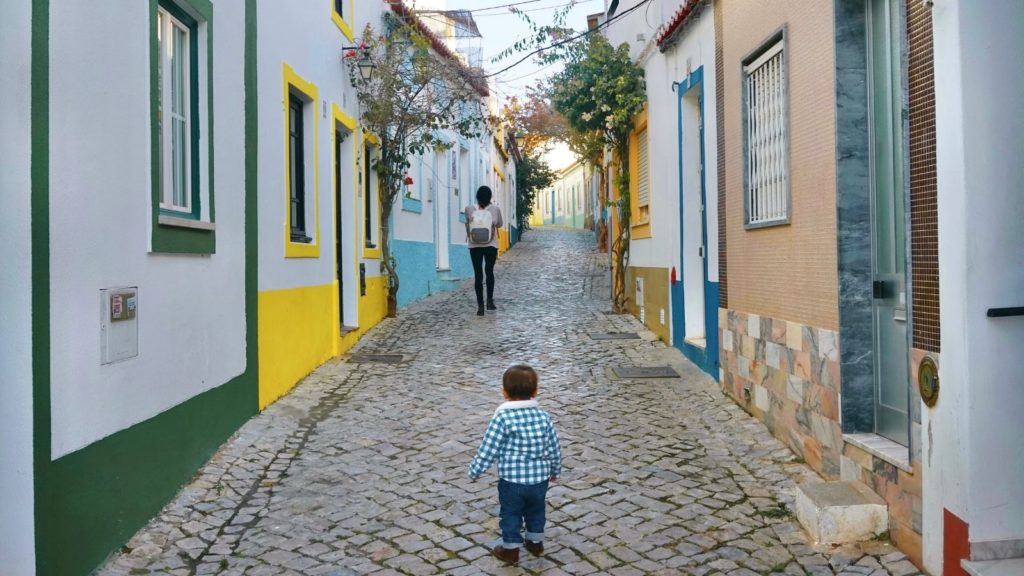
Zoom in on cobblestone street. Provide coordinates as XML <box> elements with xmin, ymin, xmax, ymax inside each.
<box><xmin>99</xmin><ymin>229</ymin><xmax>921</xmax><ymax>576</ymax></box>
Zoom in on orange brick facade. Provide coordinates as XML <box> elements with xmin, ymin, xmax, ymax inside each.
<box><xmin>721</xmin><ymin>0</ymin><xmax>839</xmax><ymax>331</ymax></box>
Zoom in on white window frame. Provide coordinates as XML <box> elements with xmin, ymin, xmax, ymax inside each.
<box><xmin>742</xmin><ymin>29</ymin><xmax>790</xmax><ymax>229</ymax></box>
<box><xmin>158</xmin><ymin>7</ymin><xmax>192</xmax><ymax>214</ymax></box>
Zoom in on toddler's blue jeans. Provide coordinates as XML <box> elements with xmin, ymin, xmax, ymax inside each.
<box><xmin>498</xmin><ymin>478</ymin><xmax>549</xmax><ymax>548</ymax></box>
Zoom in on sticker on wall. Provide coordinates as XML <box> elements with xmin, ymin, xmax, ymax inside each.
<box><xmin>101</xmin><ymin>287</ymin><xmax>139</xmax><ymax>365</ymax></box>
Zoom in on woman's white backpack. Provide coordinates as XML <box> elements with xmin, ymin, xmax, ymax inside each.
<box><xmin>468</xmin><ymin>205</ymin><xmax>493</xmax><ymax>244</ymax></box>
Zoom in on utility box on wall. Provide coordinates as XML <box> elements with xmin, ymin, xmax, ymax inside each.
<box><xmin>100</xmin><ymin>287</ymin><xmax>138</xmax><ymax>364</ymax></box>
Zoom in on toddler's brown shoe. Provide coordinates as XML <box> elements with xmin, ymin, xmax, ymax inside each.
<box><xmin>524</xmin><ymin>540</ymin><xmax>544</xmax><ymax>556</ymax></box>
<box><xmin>492</xmin><ymin>545</ymin><xmax>519</xmax><ymax>564</ymax></box>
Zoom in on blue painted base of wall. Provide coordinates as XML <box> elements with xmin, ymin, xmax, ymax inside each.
<box><xmin>671</xmin><ymin>280</ymin><xmax>720</xmax><ymax>378</ymax></box>
<box><xmin>392</xmin><ymin>239</ymin><xmax>474</xmax><ymax>308</ymax></box>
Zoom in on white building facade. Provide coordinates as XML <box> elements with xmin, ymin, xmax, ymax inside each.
<box><xmin>603</xmin><ymin>0</ymin><xmax>720</xmax><ymax>372</ymax></box>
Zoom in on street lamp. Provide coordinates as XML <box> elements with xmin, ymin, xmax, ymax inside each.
<box><xmin>342</xmin><ymin>45</ymin><xmax>376</xmax><ymax>82</ymax></box>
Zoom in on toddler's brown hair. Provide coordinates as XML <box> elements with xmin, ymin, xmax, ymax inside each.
<box><xmin>502</xmin><ymin>364</ymin><xmax>538</xmax><ymax>400</ymax></box>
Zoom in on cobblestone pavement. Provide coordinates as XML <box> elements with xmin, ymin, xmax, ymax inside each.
<box><xmin>99</xmin><ymin>229</ymin><xmax>922</xmax><ymax>576</ymax></box>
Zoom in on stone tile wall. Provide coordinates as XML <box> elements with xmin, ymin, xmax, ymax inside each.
<box><xmin>839</xmin><ymin>348</ymin><xmax>932</xmax><ymax>569</ymax></box>
<box><xmin>719</xmin><ymin>308</ymin><xmax>842</xmax><ymax>478</ymax></box>
<box><xmin>720</xmin><ymin>305</ymin><xmax>929</xmax><ymax>569</ymax></box>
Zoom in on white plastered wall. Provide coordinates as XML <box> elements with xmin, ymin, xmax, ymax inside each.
<box><xmin>607</xmin><ymin>3</ymin><xmax>718</xmax><ymax>280</ymax></box>
<box><xmin>47</xmin><ymin>1</ymin><xmax>247</xmax><ymax>457</ymax></box>
<box><xmin>257</xmin><ymin>0</ymin><xmax>373</xmax><ymax>291</ymax></box>
<box><xmin>929</xmin><ymin>0</ymin><xmax>1024</xmax><ymax>571</ymax></box>
<box><xmin>0</xmin><ymin>1</ymin><xmax>37</xmax><ymax>571</ymax></box>
<box><xmin>394</xmin><ymin>150</ymin><xmax>437</xmax><ymax>244</ymax></box>
<box><xmin>602</xmin><ymin>2</ymin><xmax>716</xmax><ymax>340</ymax></box>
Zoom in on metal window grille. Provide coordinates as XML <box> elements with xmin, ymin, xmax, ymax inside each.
<box><xmin>637</xmin><ymin>127</ymin><xmax>650</xmax><ymax>207</ymax></box>
<box><xmin>744</xmin><ymin>41</ymin><xmax>787</xmax><ymax>225</ymax></box>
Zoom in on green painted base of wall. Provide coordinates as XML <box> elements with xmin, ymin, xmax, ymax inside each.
<box><xmin>36</xmin><ymin>371</ymin><xmax>257</xmax><ymax>576</ymax></box>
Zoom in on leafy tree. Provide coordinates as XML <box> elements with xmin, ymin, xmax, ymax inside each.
<box><xmin>495</xmin><ymin>5</ymin><xmax>646</xmax><ymax>312</ymax></box>
<box><xmin>501</xmin><ymin>84</ymin><xmax>569</xmax><ymax>157</ymax></box>
<box><xmin>547</xmin><ymin>36</ymin><xmax>645</xmax><ymax>313</ymax></box>
<box><xmin>514</xmin><ymin>150</ymin><xmax>555</xmax><ymax>234</ymax></box>
<box><xmin>348</xmin><ymin>16</ymin><xmax>490</xmax><ymax>317</ymax></box>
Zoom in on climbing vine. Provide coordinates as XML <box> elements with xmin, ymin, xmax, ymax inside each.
<box><xmin>546</xmin><ymin>36</ymin><xmax>646</xmax><ymax>313</ymax></box>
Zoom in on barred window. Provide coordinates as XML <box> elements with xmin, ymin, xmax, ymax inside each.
<box><xmin>743</xmin><ymin>34</ymin><xmax>789</xmax><ymax>228</ymax></box>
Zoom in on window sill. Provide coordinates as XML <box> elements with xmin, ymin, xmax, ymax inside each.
<box><xmin>744</xmin><ymin>218</ymin><xmax>790</xmax><ymax>230</ymax></box>
<box><xmin>363</xmin><ymin>244</ymin><xmax>381</xmax><ymax>259</ymax></box>
<box><xmin>159</xmin><ymin>215</ymin><xmax>215</xmax><ymax>231</ymax></box>
<box><xmin>843</xmin><ymin>433</ymin><xmax>912</xmax><ymax>473</ymax></box>
<box><xmin>402</xmin><ymin>196</ymin><xmax>423</xmax><ymax>213</ymax></box>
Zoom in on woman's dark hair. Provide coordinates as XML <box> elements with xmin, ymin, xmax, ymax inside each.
<box><xmin>476</xmin><ymin>186</ymin><xmax>493</xmax><ymax>207</ymax></box>
<box><xmin>503</xmin><ymin>364</ymin><xmax>538</xmax><ymax>400</ymax></box>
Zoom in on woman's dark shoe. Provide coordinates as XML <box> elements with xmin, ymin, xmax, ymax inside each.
<box><xmin>524</xmin><ymin>541</ymin><xmax>544</xmax><ymax>556</ymax></box>
<box><xmin>486</xmin><ymin>301</ymin><xmax>497</xmax><ymax>310</ymax></box>
<box><xmin>476</xmin><ymin>305</ymin><xmax>485</xmax><ymax>316</ymax></box>
<box><xmin>492</xmin><ymin>545</ymin><xmax>519</xmax><ymax>564</ymax></box>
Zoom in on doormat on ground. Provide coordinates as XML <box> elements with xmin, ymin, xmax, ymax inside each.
<box><xmin>589</xmin><ymin>332</ymin><xmax>641</xmax><ymax>340</ymax></box>
<box><xmin>347</xmin><ymin>354</ymin><xmax>405</xmax><ymax>364</ymax></box>
<box><xmin>611</xmin><ymin>366</ymin><xmax>681</xmax><ymax>379</ymax></box>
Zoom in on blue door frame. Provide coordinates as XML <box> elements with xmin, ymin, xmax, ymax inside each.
<box><xmin>671</xmin><ymin>67</ymin><xmax>719</xmax><ymax>377</ymax></box>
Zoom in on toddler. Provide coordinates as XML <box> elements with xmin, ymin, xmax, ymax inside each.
<box><xmin>468</xmin><ymin>364</ymin><xmax>562</xmax><ymax>564</ymax></box>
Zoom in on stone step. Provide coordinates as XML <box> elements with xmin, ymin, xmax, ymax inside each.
<box><xmin>795</xmin><ymin>481</ymin><xmax>888</xmax><ymax>545</ymax></box>
<box><xmin>962</xmin><ymin>558</ymin><xmax>1024</xmax><ymax>576</ymax></box>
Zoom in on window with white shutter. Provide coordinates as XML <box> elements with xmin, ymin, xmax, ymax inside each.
<box><xmin>637</xmin><ymin>127</ymin><xmax>650</xmax><ymax>209</ymax></box>
<box><xmin>629</xmin><ymin>107</ymin><xmax>651</xmax><ymax>232</ymax></box>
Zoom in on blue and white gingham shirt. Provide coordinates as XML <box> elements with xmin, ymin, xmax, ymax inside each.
<box><xmin>468</xmin><ymin>400</ymin><xmax>562</xmax><ymax>485</ymax></box>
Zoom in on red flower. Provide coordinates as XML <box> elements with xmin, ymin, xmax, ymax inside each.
<box><xmin>344</xmin><ymin>50</ymin><xmax>358</xmax><ymax>59</ymax></box>
<box><xmin>403</xmin><ymin>175</ymin><xmax>414</xmax><ymax>186</ymax></box>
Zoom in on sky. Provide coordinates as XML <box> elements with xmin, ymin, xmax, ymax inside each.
<box><xmin>409</xmin><ymin>0</ymin><xmax>606</xmax><ymax>170</ymax></box>
<box><xmin>462</xmin><ymin>0</ymin><xmax>607</xmax><ymax>169</ymax></box>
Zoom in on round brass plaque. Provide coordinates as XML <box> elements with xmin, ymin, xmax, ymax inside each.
<box><xmin>919</xmin><ymin>356</ymin><xmax>939</xmax><ymax>408</ymax></box>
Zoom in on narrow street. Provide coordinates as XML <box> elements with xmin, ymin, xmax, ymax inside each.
<box><xmin>99</xmin><ymin>229</ymin><xmax>920</xmax><ymax>576</ymax></box>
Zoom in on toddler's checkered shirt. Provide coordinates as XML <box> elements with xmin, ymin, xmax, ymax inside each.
<box><xmin>468</xmin><ymin>405</ymin><xmax>562</xmax><ymax>485</ymax></box>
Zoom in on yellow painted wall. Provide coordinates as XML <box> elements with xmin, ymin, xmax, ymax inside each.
<box><xmin>258</xmin><ymin>283</ymin><xmax>336</xmax><ymax>408</ymax></box>
<box><xmin>626</xmin><ymin>266</ymin><xmax>671</xmax><ymax>343</ymax></box>
<box><xmin>497</xmin><ymin>228</ymin><xmax>510</xmax><ymax>254</ymax></box>
<box><xmin>339</xmin><ymin>275</ymin><xmax>388</xmax><ymax>354</ymax></box>
<box><xmin>258</xmin><ymin>275</ymin><xmax>388</xmax><ymax>409</ymax></box>
<box><xmin>530</xmin><ymin>208</ymin><xmax>543</xmax><ymax>227</ymax></box>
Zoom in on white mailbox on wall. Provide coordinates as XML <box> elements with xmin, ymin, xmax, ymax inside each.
<box><xmin>100</xmin><ymin>287</ymin><xmax>138</xmax><ymax>365</ymax></box>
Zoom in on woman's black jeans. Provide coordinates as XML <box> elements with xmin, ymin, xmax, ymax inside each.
<box><xmin>469</xmin><ymin>246</ymin><xmax>498</xmax><ymax>306</ymax></box>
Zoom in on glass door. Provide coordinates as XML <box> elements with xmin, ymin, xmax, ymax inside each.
<box><xmin>869</xmin><ymin>0</ymin><xmax>910</xmax><ymax>445</ymax></box>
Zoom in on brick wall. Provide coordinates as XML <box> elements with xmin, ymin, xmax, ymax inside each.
<box><xmin>907</xmin><ymin>0</ymin><xmax>940</xmax><ymax>352</ymax></box>
<box><xmin>715</xmin><ymin>0</ymin><xmax>727</xmax><ymax>309</ymax></box>
<box><xmin>721</xmin><ymin>1</ymin><xmax>839</xmax><ymax>330</ymax></box>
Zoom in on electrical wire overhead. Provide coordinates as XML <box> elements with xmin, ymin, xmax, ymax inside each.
<box><xmin>482</xmin><ymin>0</ymin><xmax>653</xmax><ymax>78</ymax></box>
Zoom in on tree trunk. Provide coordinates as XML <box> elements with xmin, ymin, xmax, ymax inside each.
<box><xmin>380</xmin><ymin>186</ymin><xmax>399</xmax><ymax>319</ymax></box>
<box><xmin>610</xmin><ymin>150</ymin><xmax>630</xmax><ymax>314</ymax></box>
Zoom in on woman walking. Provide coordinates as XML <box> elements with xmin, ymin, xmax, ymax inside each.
<box><xmin>465</xmin><ymin>186</ymin><xmax>503</xmax><ymax>316</ymax></box>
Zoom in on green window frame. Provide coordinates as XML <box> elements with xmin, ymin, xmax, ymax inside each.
<box><xmin>150</xmin><ymin>0</ymin><xmax>215</xmax><ymax>254</ymax></box>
